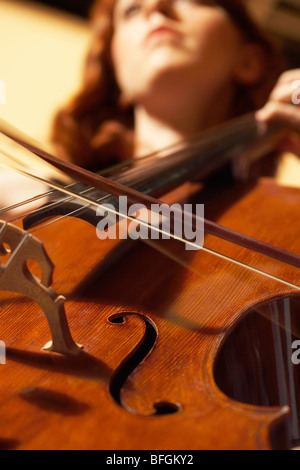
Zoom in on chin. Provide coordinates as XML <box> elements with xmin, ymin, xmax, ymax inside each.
<box><xmin>143</xmin><ymin>51</ymin><xmax>197</xmax><ymax>79</ymax></box>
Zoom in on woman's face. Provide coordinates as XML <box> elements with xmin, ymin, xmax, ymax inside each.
<box><xmin>111</xmin><ymin>0</ymin><xmax>249</xmax><ymax>106</ymax></box>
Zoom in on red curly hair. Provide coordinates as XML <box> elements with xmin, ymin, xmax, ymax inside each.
<box><xmin>51</xmin><ymin>0</ymin><xmax>283</xmax><ymax>171</ymax></box>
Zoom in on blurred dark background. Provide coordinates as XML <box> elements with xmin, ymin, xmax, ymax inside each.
<box><xmin>29</xmin><ymin>0</ymin><xmax>95</xmax><ymax>17</ymax></box>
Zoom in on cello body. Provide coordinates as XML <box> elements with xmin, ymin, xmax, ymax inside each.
<box><xmin>0</xmin><ymin>175</ymin><xmax>299</xmax><ymax>450</ymax></box>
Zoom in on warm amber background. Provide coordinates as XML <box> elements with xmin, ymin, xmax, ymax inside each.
<box><xmin>0</xmin><ymin>0</ymin><xmax>91</xmax><ymax>145</ymax></box>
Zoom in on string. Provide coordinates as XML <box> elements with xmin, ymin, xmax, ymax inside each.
<box><xmin>6</xmin><ymin>182</ymin><xmax>97</xmax><ymax>224</ymax></box>
<box><xmin>2</xmin><ymin>123</ymin><xmax>300</xmax><ymax>271</ymax></box>
<box><xmin>0</xmin><ymin>149</ymin><xmax>299</xmax><ymax>292</ymax></box>
<box><xmin>1</xmin><ymin>167</ymin><xmax>121</xmax><ymax>225</ymax></box>
<box><xmin>0</xmin><ymin>145</ymin><xmax>161</xmax><ymax>223</ymax></box>
<box><xmin>0</xmin><ymin>188</ymin><xmax>56</xmax><ymax>217</ymax></box>
<box><xmin>0</xmin><ymin>117</ymin><xmax>299</xmax><ymax>285</ymax></box>
<box><xmin>0</xmin><ymin>113</ymin><xmax>285</xmax><ymax>214</ymax></box>
<box><xmin>24</xmin><ymin>192</ymin><xmax>300</xmax><ymax>293</ymax></box>
<box><xmin>142</xmin><ymin>238</ymin><xmax>300</xmax><ymax>292</ymax></box>
<box><xmin>0</xmin><ymin>113</ymin><xmax>286</xmax><ymax>226</ymax></box>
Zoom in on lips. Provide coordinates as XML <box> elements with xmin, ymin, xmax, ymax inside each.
<box><xmin>145</xmin><ymin>26</ymin><xmax>182</xmax><ymax>45</ymax></box>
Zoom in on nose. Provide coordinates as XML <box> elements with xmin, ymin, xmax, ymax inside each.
<box><xmin>143</xmin><ymin>0</ymin><xmax>177</xmax><ymax>19</ymax></box>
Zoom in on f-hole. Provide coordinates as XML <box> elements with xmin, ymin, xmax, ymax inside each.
<box><xmin>108</xmin><ymin>312</ymin><xmax>181</xmax><ymax>416</ymax></box>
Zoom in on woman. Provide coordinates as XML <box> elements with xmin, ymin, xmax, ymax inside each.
<box><xmin>52</xmin><ymin>0</ymin><xmax>300</xmax><ymax>173</ymax></box>
<box><xmin>0</xmin><ymin>0</ymin><xmax>299</xmax><ymax>216</ymax></box>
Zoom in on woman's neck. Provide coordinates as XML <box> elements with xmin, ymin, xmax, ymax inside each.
<box><xmin>133</xmin><ymin>84</ymin><xmax>235</xmax><ymax>157</ymax></box>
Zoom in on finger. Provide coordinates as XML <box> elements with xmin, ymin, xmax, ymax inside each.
<box><xmin>269</xmin><ymin>82</ymin><xmax>299</xmax><ymax>104</ymax></box>
<box><xmin>256</xmin><ymin>101</ymin><xmax>300</xmax><ymax>128</ymax></box>
<box><xmin>276</xmin><ymin>69</ymin><xmax>300</xmax><ymax>86</ymax></box>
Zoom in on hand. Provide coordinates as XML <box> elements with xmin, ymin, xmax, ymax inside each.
<box><xmin>256</xmin><ymin>69</ymin><xmax>300</xmax><ymax>157</ymax></box>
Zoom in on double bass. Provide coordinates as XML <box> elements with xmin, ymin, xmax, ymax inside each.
<box><xmin>0</xmin><ymin>114</ymin><xmax>299</xmax><ymax>450</ymax></box>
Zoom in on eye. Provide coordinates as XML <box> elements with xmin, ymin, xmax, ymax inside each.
<box><xmin>123</xmin><ymin>2</ymin><xmax>142</xmax><ymax>18</ymax></box>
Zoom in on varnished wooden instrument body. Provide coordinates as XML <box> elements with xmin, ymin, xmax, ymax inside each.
<box><xmin>0</xmin><ymin>177</ymin><xmax>299</xmax><ymax>450</ymax></box>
